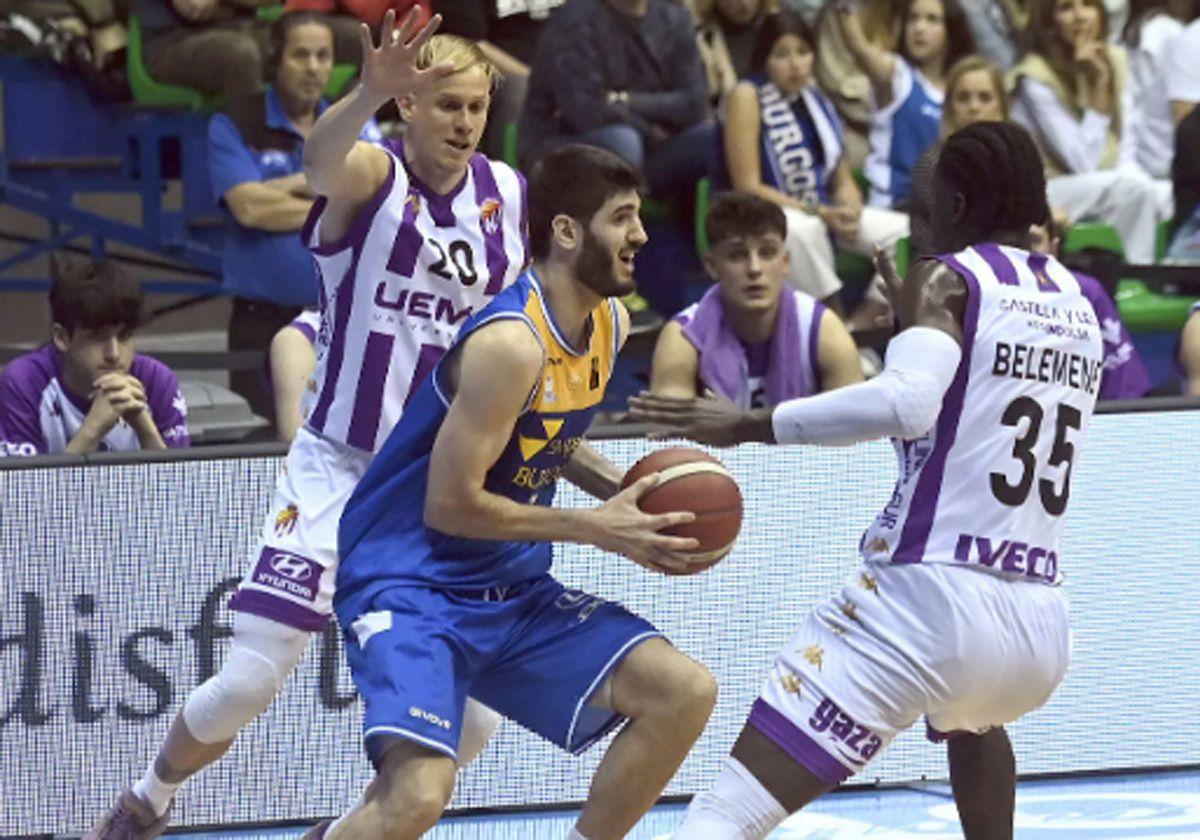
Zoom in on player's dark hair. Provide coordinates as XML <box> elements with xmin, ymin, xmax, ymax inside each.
<box><xmin>49</xmin><ymin>257</ymin><xmax>144</xmax><ymax>335</ymax></box>
<box><xmin>935</xmin><ymin>122</ymin><xmax>1050</xmax><ymax>242</ymax></box>
<box><xmin>527</xmin><ymin>145</ymin><xmax>644</xmax><ymax>260</ymax></box>
<box><xmin>267</xmin><ymin>10</ymin><xmax>332</xmax><ymax>83</ymax></box>
<box><xmin>750</xmin><ymin>11</ymin><xmax>817</xmax><ymax>75</ymax></box>
<box><xmin>898</xmin><ymin>0</ymin><xmax>975</xmax><ymax>73</ymax></box>
<box><xmin>706</xmin><ymin>191</ymin><xmax>788</xmax><ymax>248</ymax></box>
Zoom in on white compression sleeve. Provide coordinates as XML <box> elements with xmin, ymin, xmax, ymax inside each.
<box><xmin>771</xmin><ymin>326</ymin><xmax>963</xmax><ymax>446</ymax></box>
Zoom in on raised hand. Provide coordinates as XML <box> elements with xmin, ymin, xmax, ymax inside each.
<box><xmin>358</xmin><ymin>9</ymin><xmax>454</xmax><ymax>106</ymax></box>
<box><xmin>587</xmin><ymin>474</ymin><xmax>701</xmax><ymax>574</ymax></box>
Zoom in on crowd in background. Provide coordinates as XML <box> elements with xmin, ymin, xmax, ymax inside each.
<box><xmin>2</xmin><ymin>0</ymin><xmax>1200</xmax><ymax>456</ymax></box>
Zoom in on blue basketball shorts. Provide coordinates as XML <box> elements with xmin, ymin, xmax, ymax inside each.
<box><xmin>340</xmin><ymin>574</ymin><xmax>661</xmax><ymax>766</ymax></box>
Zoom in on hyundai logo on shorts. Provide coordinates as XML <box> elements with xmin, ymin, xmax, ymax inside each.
<box><xmin>269</xmin><ymin>552</ymin><xmax>314</xmax><ymax>581</ymax></box>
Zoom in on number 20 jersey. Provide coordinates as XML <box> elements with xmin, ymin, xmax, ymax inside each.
<box><xmin>860</xmin><ymin>243</ymin><xmax>1103</xmax><ymax>584</ymax></box>
<box><xmin>299</xmin><ymin>140</ymin><xmax>528</xmax><ymax>453</ymax></box>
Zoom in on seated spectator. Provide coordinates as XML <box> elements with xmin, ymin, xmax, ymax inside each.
<box><xmin>1121</xmin><ymin>0</ymin><xmax>1198</xmax><ymax>179</ymax></box>
<box><xmin>720</xmin><ymin>10</ymin><xmax>909</xmax><ymax>306</ymax></box>
<box><xmin>650</xmin><ymin>192</ymin><xmax>862</xmax><ymax>404</ymax></box>
<box><xmin>518</xmin><ymin>0</ymin><xmax>713</xmax><ymax>202</ymax></box>
<box><xmin>1031</xmin><ymin>213</ymin><xmax>1153</xmax><ymax>399</ymax></box>
<box><xmin>268</xmin><ymin>309</ymin><xmax>320</xmax><ymax>443</ymax></box>
<box><xmin>1009</xmin><ymin>0</ymin><xmax>1172</xmax><ymax>265</ymax></box>
<box><xmin>813</xmin><ymin>0</ymin><xmax>900</xmax><ymax>169</ymax></box>
<box><xmin>834</xmin><ymin>0</ymin><xmax>975</xmax><ymax>209</ymax></box>
<box><xmin>0</xmin><ymin>259</ymin><xmax>189</xmax><ymax>456</ymax></box>
<box><xmin>133</xmin><ymin>0</ymin><xmax>362</xmax><ymax>100</ymax></box>
<box><xmin>1179</xmin><ymin>302</ymin><xmax>1200</xmax><ymax>394</ymax></box>
<box><xmin>433</xmin><ymin>0</ymin><xmax>565</xmax><ymax>159</ymax></box>
<box><xmin>1166</xmin><ymin>16</ymin><xmax>1200</xmax><ymax>124</ymax></box>
<box><xmin>909</xmin><ymin>54</ymin><xmax>1009</xmax><ymax>256</ymax></box>
<box><xmin>208</xmin><ymin>11</ymin><xmax>378</xmax><ymax>423</ymax></box>
<box><xmin>689</xmin><ymin>0</ymin><xmax>778</xmax><ymax>113</ymax></box>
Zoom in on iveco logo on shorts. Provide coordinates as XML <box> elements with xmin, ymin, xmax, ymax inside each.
<box><xmin>269</xmin><ymin>552</ymin><xmax>314</xmax><ymax>581</ymax></box>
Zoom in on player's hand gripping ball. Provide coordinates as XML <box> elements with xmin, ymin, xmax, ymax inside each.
<box><xmin>621</xmin><ymin>447</ymin><xmax>743</xmax><ymax>575</ymax></box>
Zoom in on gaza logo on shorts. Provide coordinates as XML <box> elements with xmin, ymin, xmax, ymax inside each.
<box><xmin>251</xmin><ymin>548</ymin><xmax>321</xmax><ymax>602</ymax></box>
<box><xmin>809</xmin><ymin>697</ymin><xmax>883</xmax><ymax>764</ymax></box>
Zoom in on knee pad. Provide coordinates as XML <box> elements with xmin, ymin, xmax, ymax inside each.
<box><xmin>182</xmin><ymin>616</ymin><xmax>309</xmax><ymax>743</ymax></box>
<box><xmin>457</xmin><ymin>700</ymin><xmax>502</xmax><ymax>766</ymax></box>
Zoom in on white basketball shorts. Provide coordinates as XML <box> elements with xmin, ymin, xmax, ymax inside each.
<box><xmin>229</xmin><ymin>427</ymin><xmax>372</xmax><ymax>630</ymax></box>
<box><xmin>750</xmin><ymin>562</ymin><xmax>1070</xmax><ymax>786</ymax></box>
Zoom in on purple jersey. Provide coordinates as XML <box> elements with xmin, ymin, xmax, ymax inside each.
<box><xmin>1075</xmin><ymin>273</ymin><xmax>1151</xmax><ymax>400</ymax></box>
<box><xmin>0</xmin><ymin>345</ymin><xmax>190</xmax><ymax>456</ymax></box>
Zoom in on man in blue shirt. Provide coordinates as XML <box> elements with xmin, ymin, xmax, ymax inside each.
<box><xmin>208</xmin><ymin>10</ymin><xmax>379</xmax><ymax>422</ymax></box>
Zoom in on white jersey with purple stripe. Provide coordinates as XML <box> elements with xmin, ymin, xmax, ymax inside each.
<box><xmin>287</xmin><ymin>309</ymin><xmax>321</xmax><ymax>345</ymax></box>
<box><xmin>859</xmin><ymin>243</ymin><xmax>1103</xmax><ymax>584</ymax></box>
<box><xmin>299</xmin><ymin>142</ymin><xmax>528</xmax><ymax>453</ymax></box>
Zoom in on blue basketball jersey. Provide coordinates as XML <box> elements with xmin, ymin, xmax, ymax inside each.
<box><xmin>865</xmin><ymin>60</ymin><xmax>943</xmax><ymax>208</ymax></box>
<box><xmin>336</xmin><ymin>270</ymin><xmax>620</xmax><ymax>622</ymax></box>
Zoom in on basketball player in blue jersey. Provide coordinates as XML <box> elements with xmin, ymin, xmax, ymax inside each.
<box><xmin>310</xmin><ymin>144</ymin><xmax>717</xmax><ymax>840</ymax></box>
<box><xmin>86</xmin><ymin>13</ymin><xmax>522</xmax><ymax>839</ymax></box>
<box><xmin>632</xmin><ymin>122</ymin><xmax>1104</xmax><ymax>839</ymax></box>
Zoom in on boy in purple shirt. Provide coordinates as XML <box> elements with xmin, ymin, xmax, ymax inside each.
<box><xmin>0</xmin><ymin>260</ymin><xmax>189</xmax><ymax>456</ymax></box>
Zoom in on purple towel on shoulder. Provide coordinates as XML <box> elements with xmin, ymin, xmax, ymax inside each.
<box><xmin>678</xmin><ymin>285</ymin><xmax>822</xmax><ymax>407</ymax></box>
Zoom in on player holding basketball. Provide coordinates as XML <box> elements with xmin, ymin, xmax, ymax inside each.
<box><xmin>312</xmin><ymin>144</ymin><xmax>716</xmax><ymax>840</ymax></box>
<box><xmin>631</xmin><ymin>122</ymin><xmax>1103</xmax><ymax>839</ymax></box>
<box><xmin>88</xmin><ymin>13</ymin><xmax>525</xmax><ymax>838</ymax></box>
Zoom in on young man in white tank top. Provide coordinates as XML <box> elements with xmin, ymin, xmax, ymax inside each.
<box><xmin>632</xmin><ymin>121</ymin><xmax>1104</xmax><ymax>839</ymax></box>
<box><xmin>87</xmin><ymin>13</ymin><xmax>528</xmax><ymax>838</ymax></box>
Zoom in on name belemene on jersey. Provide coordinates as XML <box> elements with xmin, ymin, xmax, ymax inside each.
<box><xmin>992</xmin><ymin>341</ymin><xmax>1102</xmax><ymax>396</ymax></box>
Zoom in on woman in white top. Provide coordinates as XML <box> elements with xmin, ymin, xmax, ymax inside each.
<box><xmin>1010</xmin><ymin>0</ymin><xmax>1172</xmax><ymax>263</ymax></box>
<box><xmin>1121</xmin><ymin>0</ymin><xmax>1200</xmax><ymax>177</ymax></box>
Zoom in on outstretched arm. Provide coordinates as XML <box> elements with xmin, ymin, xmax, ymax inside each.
<box><xmin>630</xmin><ymin>259</ymin><xmax>967</xmax><ymax>446</ymax></box>
<box><xmin>833</xmin><ymin>0</ymin><xmax>897</xmax><ymax>105</ymax></box>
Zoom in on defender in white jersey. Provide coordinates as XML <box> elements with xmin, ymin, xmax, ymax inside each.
<box><xmin>88</xmin><ymin>15</ymin><xmax>524</xmax><ymax>839</ymax></box>
<box><xmin>632</xmin><ymin>122</ymin><xmax>1101</xmax><ymax>839</ymax></box>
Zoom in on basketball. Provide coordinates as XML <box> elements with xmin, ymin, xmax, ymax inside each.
<box><xmin>621</xmin><ymin>447</ymin><xmax>743</xmax><ymax>574</ymax></box>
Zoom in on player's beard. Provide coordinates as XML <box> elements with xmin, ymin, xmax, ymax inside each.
<box><xmin>576</xmin><ymin>227</ymin><xmax>635</xmax><ymax>298</ymax></box>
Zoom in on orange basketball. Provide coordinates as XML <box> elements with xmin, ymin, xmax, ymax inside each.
<box><xmin>621</xmin><ymin>447</ymin><xmax>743</xmax><ymax>575</ymax></box>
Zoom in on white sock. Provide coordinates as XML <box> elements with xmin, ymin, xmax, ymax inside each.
<box><xmin>132</xmin><ymin>766</ymin><xmax>180</xmax><ymax>817</ymax></box>
<box><xmin>566</xmin><ymin>827</ymin><xmax>590</xmax><ymax>840</ymax></box>
<box><xmin>671</xmin><ymin>757</ymin><xmax>788</xmax><ymax>840</ymax></box>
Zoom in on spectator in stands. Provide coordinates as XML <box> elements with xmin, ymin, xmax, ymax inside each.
<box><xmin>960</xmin><ymin>0</ymin><xmax>1027</xmax><ymax>69</ymax></box>
<box><xmin>1122</xmin><ymin>0</ymin><xmax>1199</xmax><ymax>178</ymax></box>
<box><xmin>518</xmin><ymin>0</ymin><xmax>713</xmax><ymax>201</ymax></box>
<box><xmin>909</xmin><ymin>54</ymin><xmax>1009</xmax><ymax>255</ymax></box>
<box><xmin>1166</xmin><ymin>16</ymin><xmax>1200</xmax><ymax>123</ymax></box>
<box><xmin>1010</xmin><ymin>0</ymin><xmax>1172</xmax><ymax>265</ymax></box>
<box><xmin>208</xmin><ymin>11</ymin><xmax>377</xmax><ymax>423</ymax></box>
<box><xmin>0</xmin><ymin>259</ymin><xmax>189</xmax><ymax>456</ymax></box>
<box><xmin>1179</xmin><ymin>303</ymin><xmax>1200</xmax><ymax>393</ymax></box>
<box><xmin>813</xmin><ymin>0</ymin><xmax>900</xmax><ymax>169</ymax></box>
<box><xmin>434</xmin><ymin>0</ymin><xmax>564</xmax><ymax>159</ymax></box>
<box><xmin>133</xmin><ymin>0</ymin><xmax>362</xmax><ymax>100</ymax></box>
<box><xmin>1031</xmin><ymin>213</ymin><xmax>1152</xmax><ymax>399</ymax></box>
<box><xmin>689</xmin><ymin>0</ymin><xmax>777</xmax><ymax>113</ymax></box>
<box><xmin>720</xmin><ymin>10</ymin><xmax>909</xmax><ymax>308</ymax></box>
<box><xmin>1169</xmin><ymin>104</ymin><xmax>1200</xmax><ymax>255</ymax></box>
<box><xmin>268</xmin><ymin>309</ymin><xmax>320</xmax><ymax>442</ymax></box>
<box><xmin>650</xmin><ymin>192</ymin><xmax>862</xmax><ymax>405</ymax></box>
<box><xmin>834</xmin><ymin>0</ymin><xmax>975</xmax><ymax>209</ymax></box>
